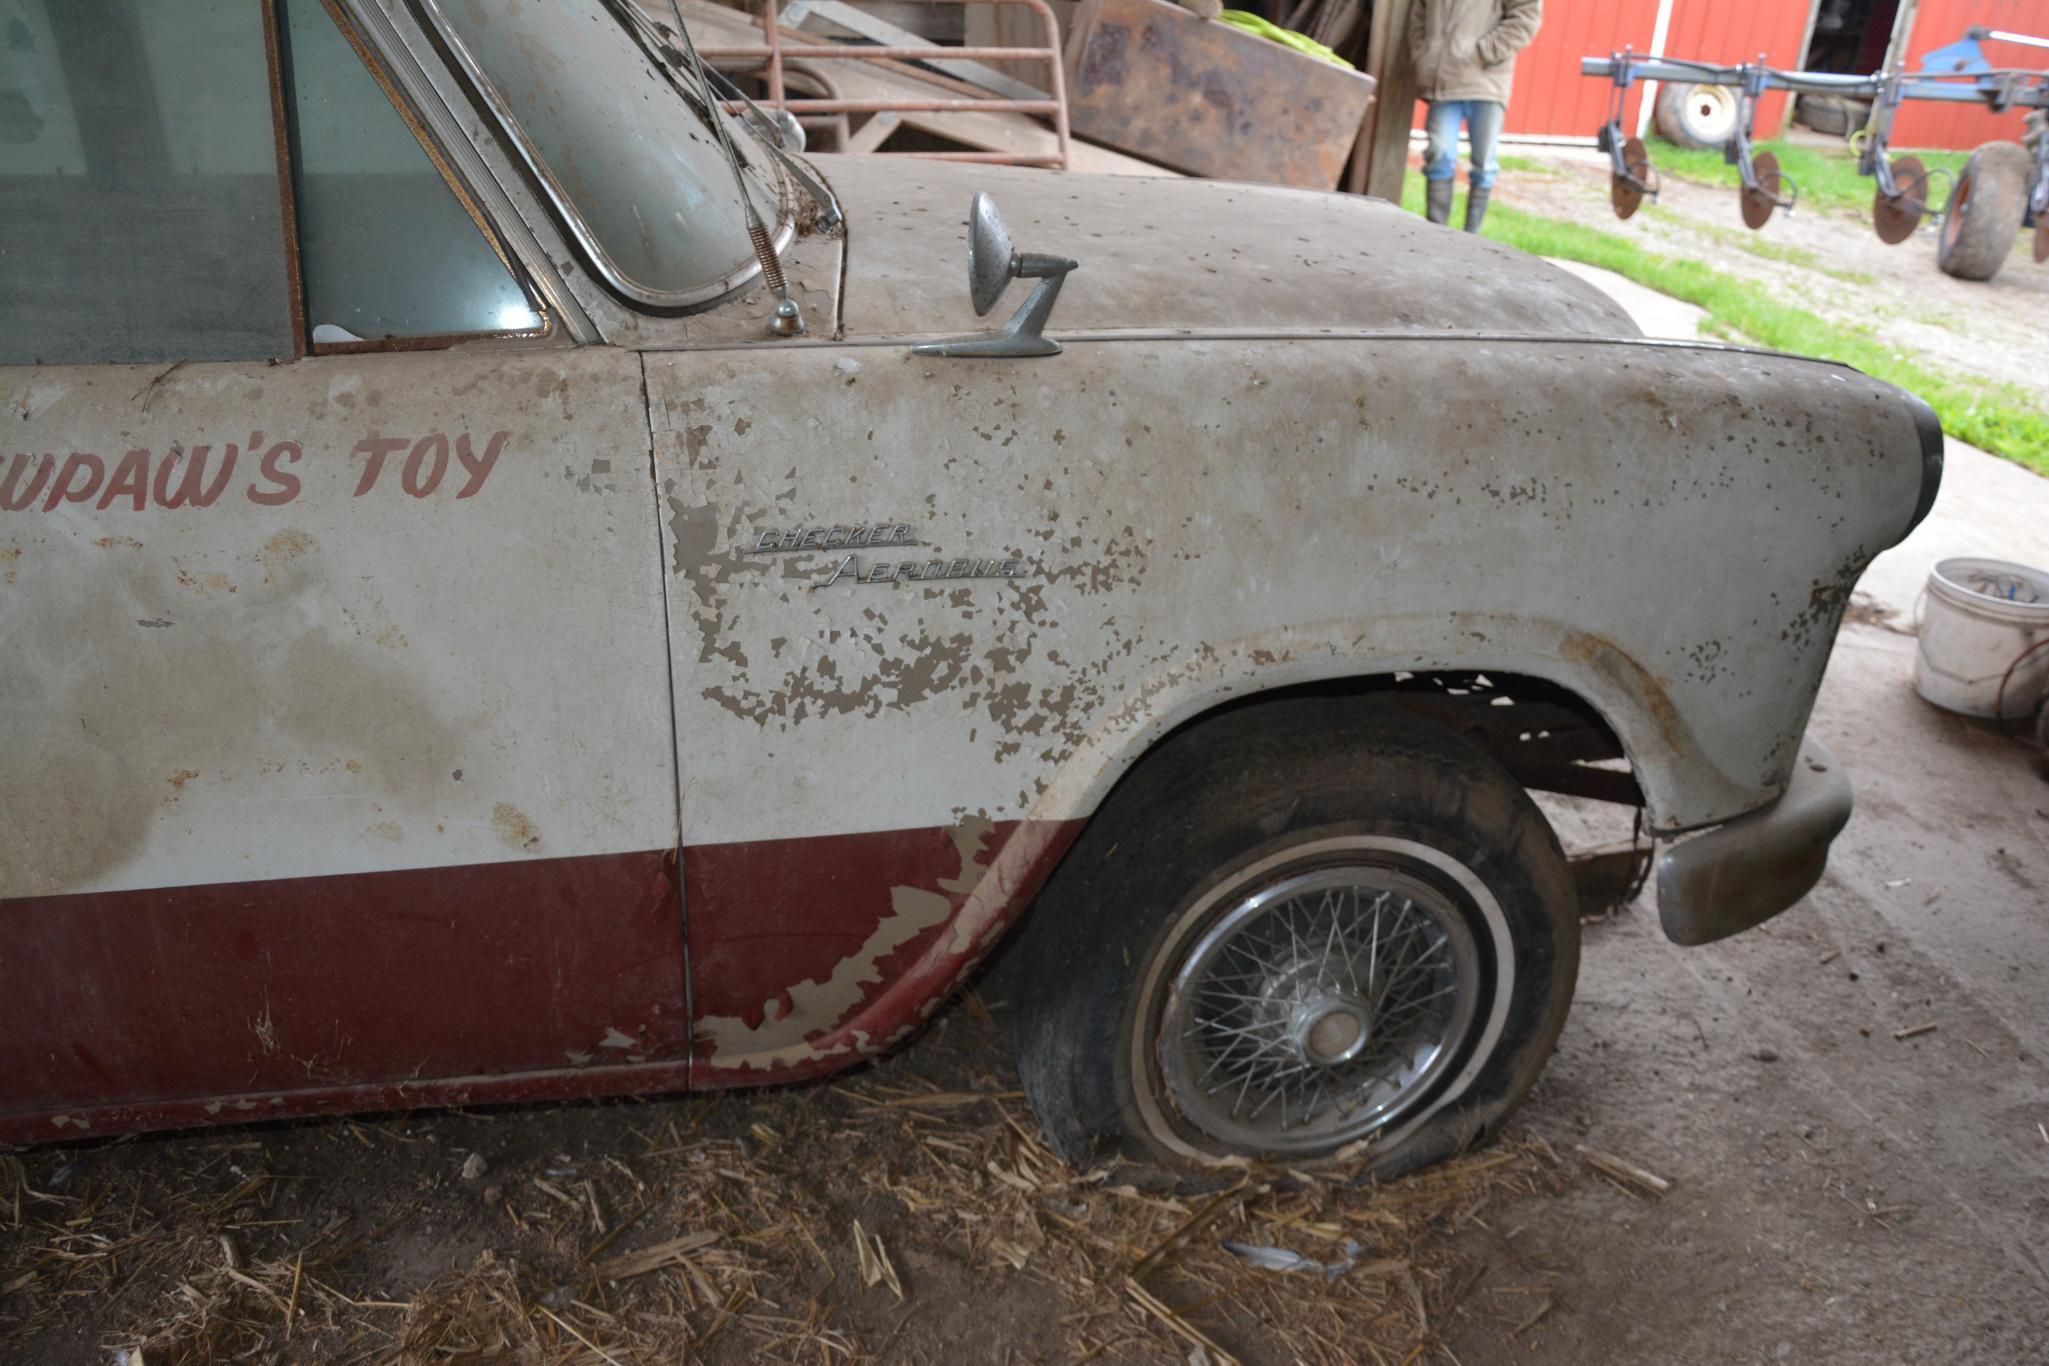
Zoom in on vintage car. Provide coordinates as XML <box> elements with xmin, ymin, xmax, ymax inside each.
<box><xmin>0</xmin><ymin>0</ymin><xmax>1941</xmax><ymax>1177</ymax></box>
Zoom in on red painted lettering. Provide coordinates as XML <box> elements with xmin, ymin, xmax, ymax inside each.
<box><xmin>152</xmin><ymin>445</ymin><xmax>237</xmax><ymax>509</ymax></box>
<box><xmin>1</xmin><ymin>453</ymin><xmax>55</xmax><ymax>512</ymax></box>
<box><xmin>352</xmin><ymin>436</ymin><xmax>407</xmax><ymax>497</ymax></box>
<box><xmin>97</xmin><ymin>449</ymin><xmax>150</xmax><ymax>512</ymax></box>
<box><xmin>248</xmin><ymin>441</ymin><xmax>303</xmax><ymax>507</ymax></box>
<box><xmin>454</xmin><ymin>430</ymin><xmax>507</xmax><ymax>498</ymax></box>
<box><xmin>401</xmin><ymin>432</ymin><xmax>449</xmax><ymax>498</ymax></box>
<box><xmin>42</xmin><ymin>453</ymin><xmax>104</xmax><ymax>512</ymax></box>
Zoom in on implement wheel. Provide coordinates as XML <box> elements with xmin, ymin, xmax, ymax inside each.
<box><xmin>1873</xmin><ymin>155</ymin><xmax>1928</xmax><ymax>245</ymax></box>
<box><xmin>1938</xmin><ymin>141</ymin><xmax>2030</xmax><ymax>282</ymax></box>
<box><xmin>1611</xmin><ymin>136</ymin><xmax>1651</xmax><ymax>220</ymax></box>
<box><xmin>1655</xmin><ymin>82</ymin><xmax>1739</xmax><ymax>151</ymax></box>
<box><xmin>1741</xmin><ymin>151</ymin><xmax>1783</xmax><ymax>230</ymax></box>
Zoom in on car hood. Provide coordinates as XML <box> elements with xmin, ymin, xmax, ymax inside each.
<box><xmin>812</xmin><ymin>154</ymin><xmax>1639</xmax><ymax>341</ymax></box>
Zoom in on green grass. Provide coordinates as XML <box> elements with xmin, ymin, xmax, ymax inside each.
<box><xmin>1644</xmin><ymin>137</ymin><xmax>1969</xmax><ymax>218</ymax></box>
<box><xmin>1639</xmin><ymin>206</ymin><xmax>1876</xmax><ymax>282</ymax></box>
<box><xmin>1399</xmin><ymin>176</ymin><xmax>2049</xmax><ymax>474</ymax></box>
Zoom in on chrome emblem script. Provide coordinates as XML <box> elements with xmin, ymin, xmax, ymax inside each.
<box><xmin>749</xmin><ymin>524</ymin><xmax>1028</xmax><ymax>588</ymax></box>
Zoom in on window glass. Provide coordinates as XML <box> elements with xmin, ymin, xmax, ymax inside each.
<box><xmin>0</xmin><ymin>0</ymin><xmax>295</xmax><ymax>367</ymax></box>
<box><xmin>428</xmin><ymin>0</ymin><xmax>784</xmax><ymax>305</ymax></box>
<box><xmin>281</xmin><ymin>0</ymin><xmax>540</xmax><ymax>342</ymax></box>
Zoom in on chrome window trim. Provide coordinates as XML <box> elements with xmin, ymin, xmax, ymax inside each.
<box><xmin>409</xmin><ymin>0</ymin><xmax>796</xmax><ymax>313</ymax></box>
<box><xmin>336</xmin><ymin>0</ymin><xmax>597</xmax><ymax>344</ymax></box>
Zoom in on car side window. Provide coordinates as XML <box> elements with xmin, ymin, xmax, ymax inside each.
<box><xmin>279</xmin><ymin>0</ymin><xmax>542</xmax><ymax>347</ymax></box>
<box><xmin>0</xmin><ymin>0</ymin><xmax>297</xmax><ymax>367</ymax></box>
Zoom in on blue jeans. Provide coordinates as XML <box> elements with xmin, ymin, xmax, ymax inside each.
<box><xmin>1424</xmin><ymin>99</ymin><xmax>1504</xmax><ymax>190</ymax></box>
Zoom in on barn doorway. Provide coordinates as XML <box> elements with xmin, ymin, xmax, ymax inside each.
<box><xmin>1794</xmin><ymin>0</ymin><xmax>1903</xmax><ymax>133</ymax></box>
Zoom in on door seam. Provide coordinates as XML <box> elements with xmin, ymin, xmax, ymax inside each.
<box><xmin>638</xmin><ymin>349</ymin><xmax>694</xmax><ymax>1083</ymax></box>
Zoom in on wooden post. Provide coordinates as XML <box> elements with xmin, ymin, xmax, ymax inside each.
<box><xmin>1350</xmin><ymin>0</ymin><xmax>1416</xmax><ymax>198</ymax></box>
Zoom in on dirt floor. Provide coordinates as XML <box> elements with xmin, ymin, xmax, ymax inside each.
<box><xmin>1496</xmin><ymin>145</ymin><xmax>2049</xmax><ymax>399</ymax></box>
<box><xmin>5</xmin><ymin>188</ymin><xmax>2049</xmax><ymax>1366</ymax></box>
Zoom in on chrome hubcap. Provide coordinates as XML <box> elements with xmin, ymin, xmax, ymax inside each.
<box><xmin>1155</xmin><ymin>862</ymin><xmax>1484</xmax><ymax>1154</ymax></box>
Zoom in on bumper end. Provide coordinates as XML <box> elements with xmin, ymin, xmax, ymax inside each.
<box><xmin>1656</xmin><ymin>736</ymin><xmax>1852</xmax><ymax>947</ymax></box>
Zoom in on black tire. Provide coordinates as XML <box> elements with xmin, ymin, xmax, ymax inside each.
<box><xmin>1654</xmin><ymin>81</ymin><xmax>1739</xmax><ymax>151</ymax></box>
<box><xmin>1938</xmin><ymin>141</ymin><xmax>2030</xmax><ymax>282</ymax></box>
<box><xmin>1014</xmin><ymin>698</ymin><xmax>1579</xmax><ymax>1182</ymax></box>
<box><xmin>1793</xmin><ymin>94</ymin><xmax>1869</xmax><ymax>138</ymax></box>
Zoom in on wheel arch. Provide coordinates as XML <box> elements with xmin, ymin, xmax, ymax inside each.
<box><xmin>1023</xmin><ymin>624</ymin><xmax>1767</xmax><ymax>843</ymax></box>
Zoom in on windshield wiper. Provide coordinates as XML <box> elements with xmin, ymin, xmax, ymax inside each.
<box><xmin>601</xmin><ymin>0</ymin><xmax>840</xmax><ymax>234</ymax></box>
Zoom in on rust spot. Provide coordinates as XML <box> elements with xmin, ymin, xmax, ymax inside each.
<box><xmin>345</xmin><ymin>758</ymin><xmax>362</xmax><ymax>773</ymax></box>
<box><xmin>364</xmin><ymin>820</ymin><xmax>404</xmax><ymax>843</ymax></box>
<box><xmin>162</xmin><ymin>769</ymin><xmax>200</xmax><ymax>804</ymax></box>
<box><xmin>91</xmin><ymin>536</ymin><xmax>143</xmax><ymax>550</ymax></box>
<box><xmin>256</xmin><ymin>529</ymin><xmax>312</xmax><ymax>584</ymax></box>
<box><xmin>1559</xmin><ymin>630</ymin><xmax>1688</xmax><ymax>756</ymax></box>
<box><xmin>491</xmin><ymin>802</ymin><xmax>541</xmax><ymax>852</ymax></box>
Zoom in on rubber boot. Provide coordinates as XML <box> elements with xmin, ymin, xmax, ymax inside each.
<box><xmin>1464</xmin><ymin>186</ymin><xmax>1491</xmax><ymax>233</ymax></box>
<box><xmin>1426</xmin><ymin>179</ymin><xmax>1453</xmax><ymax>226</ymax></box>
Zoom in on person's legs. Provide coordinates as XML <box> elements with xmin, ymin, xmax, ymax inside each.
<box><xmin>1463</xmin><ymin>100</ymin><xmax>1505</xmax><ymax>232</ymax></box>
<box><xmin>1423</xmin><ymin>100</ymin><xmax>1464</xmax><ymax>225</ymax></box>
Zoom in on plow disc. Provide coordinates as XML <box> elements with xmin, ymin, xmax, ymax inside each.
<box><xmin>1610</xmin><ymin>136</ymin><xmax>1652</xmax><ymax>220</ymax></box>
<box><xmin>1873</xmin><ymin>154</ymin><xmax>1929</xmax><ymax>245</ymax></box>
<box><xmin>1740</xmin><ymin>150</ymin><xmax>1784</xmax><ymax>230</ymax></box>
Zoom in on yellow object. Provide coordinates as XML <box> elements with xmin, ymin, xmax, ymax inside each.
<box><xmin>1215</xmin><ymin>10</ymin><xmax>1354</xmax><ymax>69</ymax></box>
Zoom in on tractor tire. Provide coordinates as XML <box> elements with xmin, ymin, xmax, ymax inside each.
<box><xmin>1938</xmin><ymin>140</ymin><xmax>2030</xmax><ymax>282</ymax></box>
<box><xmin>1655</xmin><ymin>82</ymin><xmax>1740</xmax><ymax>151</ymax></box>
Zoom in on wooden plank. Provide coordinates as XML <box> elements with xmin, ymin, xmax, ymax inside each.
<box><xmin>785</xmin><ymin>0</ymin><xmax>1052</xmax><ymax>100</ymax></box>
<box><xmin>1358</xmin><ymin>0</ymin><xmax>1414</xmax><ymax>197</ymax></box>
<box><xmin>676</xmin><ymin>1</ymin><xmax>1175</xmax><ymax>174</ymax></box>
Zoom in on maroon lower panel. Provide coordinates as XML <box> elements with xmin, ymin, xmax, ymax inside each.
<box><xmin>686</xmin><ymin>818</ymin><xmax>1084</xmax><ymax>1085</ymax></box>
<box><xmin>0</xmin><ymin>849</ymin><xmax>686</xmax><ymax>1145</ymax></box>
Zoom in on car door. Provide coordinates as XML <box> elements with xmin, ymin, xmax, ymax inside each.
<box><xmin>0</xmin><ymin>0</ymin><xmax>684</xmax><ymax>1139</ymax></box>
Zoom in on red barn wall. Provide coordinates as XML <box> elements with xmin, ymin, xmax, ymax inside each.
<box><xmin>1661</xmin><ymin>0</ymin><xmax>1814</xmax><ymax>135</ymax></box>
<box><xmin>1891</xmin><ymin>0</ymin><xmax>2049</xmax><ymax>148</ymax></box>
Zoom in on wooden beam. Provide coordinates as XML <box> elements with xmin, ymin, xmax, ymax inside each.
<box><xmin>1353</xmin><ymin>0</ymin><xmax>1416</xmax><ymax>199</ymax></box>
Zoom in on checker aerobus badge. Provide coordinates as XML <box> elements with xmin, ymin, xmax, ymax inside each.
<box><xmin>748</xmin><ymin>524</ymin><xmax>1029</xmax><ymax>588</ymax></box>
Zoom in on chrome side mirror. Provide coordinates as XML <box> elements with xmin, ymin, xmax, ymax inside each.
<box><xmin>915</xmin><ymin>193</ymin><xmax>1078</xmax><ymax>358</ymax></box>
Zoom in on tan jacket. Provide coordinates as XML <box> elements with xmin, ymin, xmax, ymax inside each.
<box><xmin>1407</xmin><ymin>0</ymin><xmax>1542</xmax><ymax>105</ymax></box>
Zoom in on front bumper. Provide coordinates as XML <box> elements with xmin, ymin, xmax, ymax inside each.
<box><xmin>1656</xmin><ymin>736</ymin><xmax>1852</xmax><ymax>947</ymax></box>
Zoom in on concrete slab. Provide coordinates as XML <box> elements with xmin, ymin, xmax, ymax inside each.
<box><xmin>1441</xmin><ymin>265</ymin><xmax>2049</xmax><ymax>1364</ymax></box>
<box><xmin>1547</xmin><ymin>257</ymin><xmax>1708</xmax><ymax>341</ymax></box>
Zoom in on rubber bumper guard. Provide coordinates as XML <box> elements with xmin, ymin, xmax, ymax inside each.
<box><xmin>1656</xmin><ymin>735</ymin><xmax>1853</xmax><ymax>947</ymax></box>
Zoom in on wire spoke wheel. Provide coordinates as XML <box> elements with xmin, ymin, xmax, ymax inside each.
<box><xmin>1152</xmin><ymin>858</ymin><xmax>1486</xmax><ymax>1154</ymax></box>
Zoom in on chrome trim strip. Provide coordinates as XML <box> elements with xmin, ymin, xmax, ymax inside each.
<box><xmin>411</xmin><ymin>0</ymin><xmax>795</xmax><ymax>313</ymax></box>
<box><xmin>338</xmin><ymin>0</ymin><xmax>596</xmax><ymax>343</ymax></box>
<box><xmin>628</xmin><ymin>326</ymin><xmax>1853</xmax><ymax>368</ymax></box>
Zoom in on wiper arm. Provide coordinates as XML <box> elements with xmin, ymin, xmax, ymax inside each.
<box><xmin>604</xmin><ymin>0</ymin><xmax>841</xmax><ymax>232</ymax></box>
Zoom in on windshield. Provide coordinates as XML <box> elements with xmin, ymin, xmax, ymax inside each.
<box><xmin>422</xmin><ymin>0</ymin><xmax>790</xmax><ymax>309</ymax></box>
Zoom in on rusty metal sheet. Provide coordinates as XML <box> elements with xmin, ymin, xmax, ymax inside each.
<box><xmin>1062</xmin><ymin>0</ymin><xmax>1376</xmax><ymax>189</ymax></box>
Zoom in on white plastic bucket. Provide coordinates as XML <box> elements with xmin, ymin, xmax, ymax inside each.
<box><xmin>1914</xmin><ymin>557</ymin><xmax>2049</xmax><ymax>719</ymax></box>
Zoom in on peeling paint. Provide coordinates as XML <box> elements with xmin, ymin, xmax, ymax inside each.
<box><xmin>696</xmin><ymin>816</ymin><xmax>994</xmax><ymax>1070</ymax></box>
